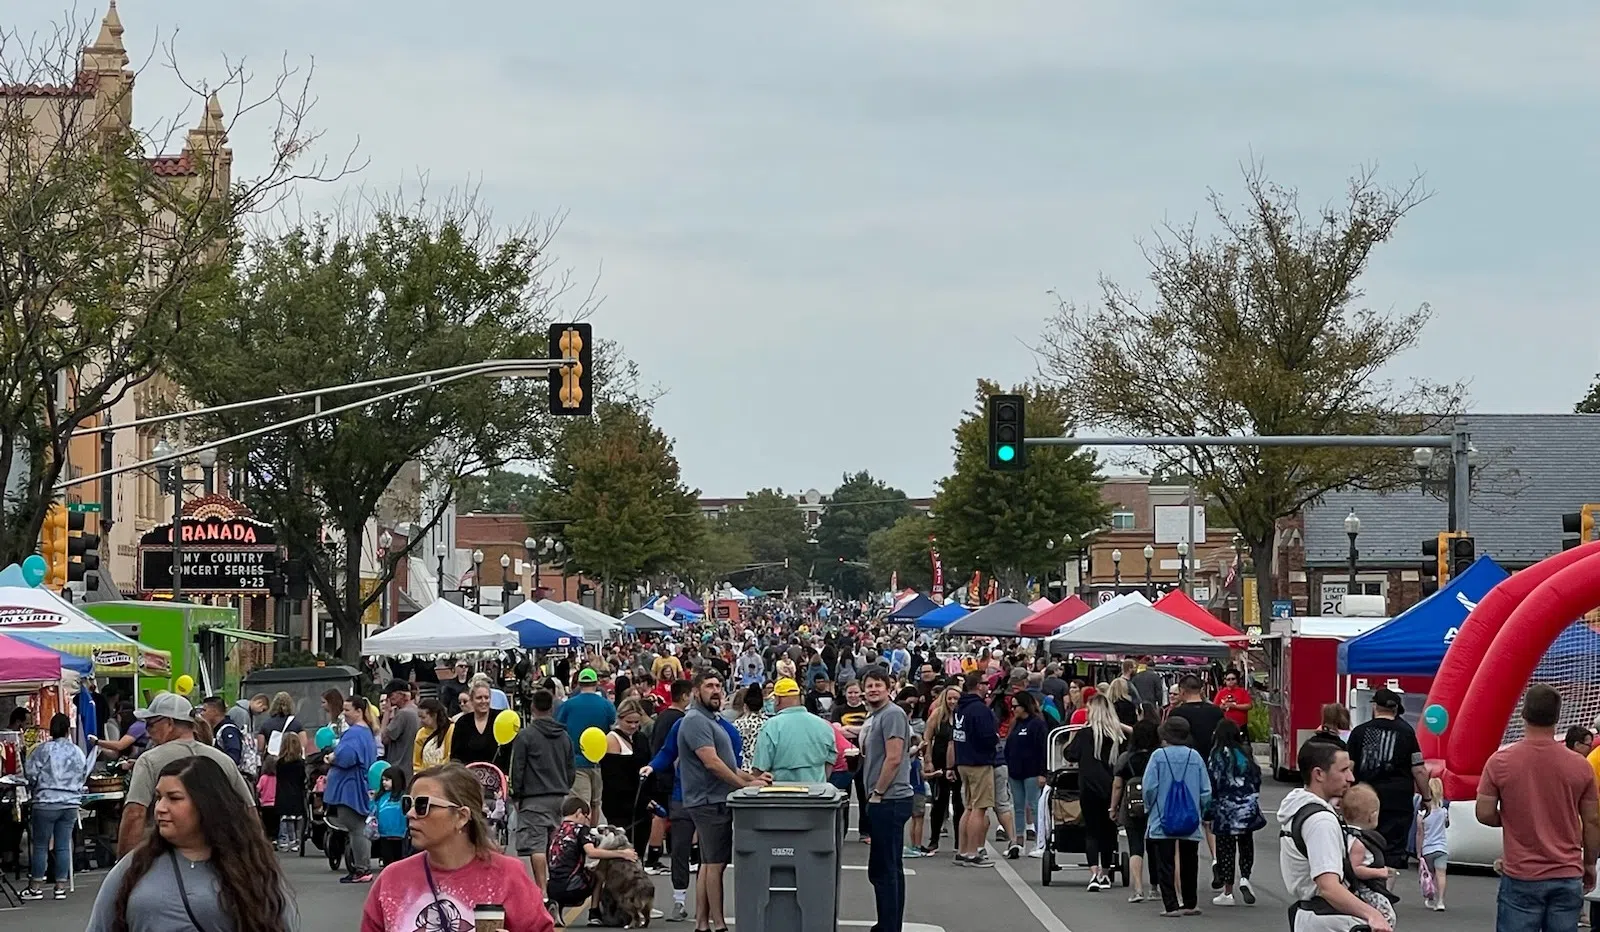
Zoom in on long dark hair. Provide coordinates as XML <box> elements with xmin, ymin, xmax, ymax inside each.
<box><xmin>419</xmin><ymin>698</ymin><xmax>449</xmax><ymax>749</ymax></box>
<box><xmin>1208</xmin><ymin>719</ymin><xmax>1258</xmax><ymax>779</ymax></box>
<box><xmin>112</xmin><ymin>757</ymin><xmax>287</xmax><ymax>932</ymax></box>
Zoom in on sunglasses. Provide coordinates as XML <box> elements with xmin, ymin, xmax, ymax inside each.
<box><xmin>401</xmin><ymin>795</ymin><xmax>469</xmax><ymax>818</ymax></box>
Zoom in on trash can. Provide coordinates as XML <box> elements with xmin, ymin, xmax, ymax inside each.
<box><xmin>727</xmin><ymin>783</ymin><xmax>847</xmax><ymax>932</ymax></box>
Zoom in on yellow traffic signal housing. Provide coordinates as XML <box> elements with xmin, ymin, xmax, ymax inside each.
<box><xmin>548</xmin><ymin>322</ymin><xmax>593</xmax><ymax>416</ymax></box>
<box><xmin>1562</xmin><ymin>505</ymin><xmax>1600</xmax><ymax>550</ymax></box>
<box><xmin>40</xmin><ymin>503</ymin><xmax>69</xmax><ymax>589</ymax></box>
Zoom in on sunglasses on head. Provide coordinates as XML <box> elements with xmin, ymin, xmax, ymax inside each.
<box><xmin>401</xmin><ymin>795</ymin><xmax>468</xmax><ymax>818</ymax></box>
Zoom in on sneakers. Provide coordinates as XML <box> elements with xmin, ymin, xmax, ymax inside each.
<box><xmin>1211</xmin><ymin>864</ymin><xmax>1224</xmax><ymax>890</ymax></box>
<box><xmin>902</xmin><ymin>845</ymin><xmax>926</xmax><ymax>859</ymax></box>
<box><xmin>1087</xmin><ymin>876</ymin><xmax>1109</xmax><ymax>892</ymax></box>
<box><xmin>19</xmin><ymin>887</ymin><xmax>44</xmax><ymax>901</ymax></box>
<box><xmin>1128</xmin><ymin>892</ymin><xmax>1146</xmax><ymax>903</ymax></box>
<box><xmin>666</xmin><ymin>902</ymin><xmax>690</xmax><ymax>922</ymax></box>
<box><xmin>53</xmin><ymin>888</ymin><xmax>66</xmax><ymax>900</ymax></box>
<box><xmin>339</xmin><ymin>872</ymin><xmax>374</xmax><ymax>884</ymax></box>
<box><xmin>1006</xmin><ymin>844</ymin><xmax>1023</xmax><ymax>860</ymax></box>
<box><xmin>1027</xmin><ymin>847</ymin><xmax>1045</xmax><ymax>859</ymax></box>
<box><xmin>1238</xmin><ymin>876</ymin><xmax>1256</xmax><ymax>906</ymax></box>
<box><xmin>1212</xmin><ymin>893</ymin><xmax>1236</xmax><ymax>907</ymax></box>
<box><xmin>995</xmin><ymin>826</ymin><xmax>1009</xmax><ymax>842</ymax></box>
<box><xmin>955</xmin><ymin>853</ymin><xmax>995</xmax><ymax>868</ymax></box>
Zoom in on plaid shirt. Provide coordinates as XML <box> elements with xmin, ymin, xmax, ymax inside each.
<box><xmin>24</xmin><ymin>737</ymin><xmax>89</xmax><ymax>807</ymax></box>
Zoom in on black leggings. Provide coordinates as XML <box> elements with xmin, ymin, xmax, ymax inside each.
<box><xmin>1081</xmin><ymin>792</ymin><xmax>1118</xmax><ymax>870</ymax></box>
<box><xmin>1149</xmin><ymin>837</ymin><xmax>1199</xmax><ymax>912</ymax></box>
<box><xmin>1214</xmin><ymin>832</ymin><xmax>1254</xmax><ymax>886</ymax></box>
<box><xmin>929</xmin><ymin>774</ymin><xmax>965</xmax><ymax>849</ymax></box>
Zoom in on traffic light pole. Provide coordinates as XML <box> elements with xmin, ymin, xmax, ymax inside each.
<box><xmin>1025</xmin><ymin>425</ymin><xmax>1475</xmax><ymax>532</ymax></box>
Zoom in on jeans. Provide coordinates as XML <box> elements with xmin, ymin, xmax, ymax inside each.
<box><xmin>326</xmin><ymin>804</ymin><xmax>371</xmax><ymax>874</ymax></box>
<box><xmin>1008</xmin><ymin>776</ymin><xmax>1034</xmax><ymax>837</ymax></box>
<box><xmin>864</xmin><ymin>797</ymin><xmax>912</xmax><ymax>932</ymax></box>
<box><xmin>30</xmin><ymin>805</ymin><xmax>75</xmax><ymax>884</ymax></box>
<box><xmin>1496</xmin><ymin>875</ymin><xmax>1583</xmax><ymax>932</ymax></box>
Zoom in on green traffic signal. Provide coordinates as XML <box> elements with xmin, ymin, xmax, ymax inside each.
<box><xmin>997</xmin><ymin>444</ymin><xmax>1016</xmax><ymax>462</ymax></box>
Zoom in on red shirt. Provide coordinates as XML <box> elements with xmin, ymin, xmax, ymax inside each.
<box><xmin>1481</xmin><ymin>736</ymin><xmax>1598</xmax><ymax>881</ymax></box>
<box><xmin>1213</xmin><ymin>686</ymin><xmax>1252</xmax><ymax>728</ymax></box>
<box><xmin>360</xmin><ymin>851</ymin><xmax>554</xmax><ymax>932</ymax></box>
<box><xmin>1069</xmin><ymin>708</ymin><xmax>1088</xmax><ymax>726</ymax></box>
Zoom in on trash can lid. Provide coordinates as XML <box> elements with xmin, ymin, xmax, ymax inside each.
<box><xmin>726</xmin><ymin>783</ymin><xmax>846</xmax><ymax>807</ymax></box>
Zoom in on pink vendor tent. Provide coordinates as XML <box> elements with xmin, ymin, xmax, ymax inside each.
<box><xmin>0</xmin><ymin>633</ymin><xmax>64</xmax><ymax>684</ymax></box>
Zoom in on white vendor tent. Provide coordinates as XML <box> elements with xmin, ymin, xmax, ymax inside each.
<box><xmin>1045</xmin><ymin>600</ymin><xmax>1232</xmax><ymax>657</ymax></box>
<box><xmin>361</xmin><ymin>599</ymin><xmax>515</xmax><ymax>657</ymax></box>
<box><xmin>500</xmin><ymin>599</ymin><xmax>585</xmax><ymax>639</ymax></box>
<box><xmin>620</xmin><ymin>608</ymin><xmax>678</xmax><ymax>632</ymax></box>
<box><xmin>542</xmin><ymin>600</ymin><xmax>622</xmax><ymax>641</ymax></box>
<box><xmin>1045</xmin><ymin>592</ymin><xmax>1151</xmax><ymax>638</ymax></box>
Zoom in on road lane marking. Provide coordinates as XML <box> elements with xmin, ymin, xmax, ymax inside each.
<box><xmin>988</xmin><ymin>843</ymin><xmax>1076</xmax><ymax>932</ymax></box>
<box><xmin>727</xmin><ymin>922</ymin><xmax>943</xmax><ymax>930</ymax></box>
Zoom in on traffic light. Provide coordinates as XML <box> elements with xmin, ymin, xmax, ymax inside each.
<box><xmin>40</xmin><ymin>503</ymin><xmax>71</xmax><ymax>589</ymax></box>
<box><xmin>1420</xmin><ymin>533</ymin><xmax>1446</xmax><ymax>596</ymax></box>
<box><xmin>548</xmin><ymin>322</ymin><xmax>593</xmax><ymax>416</ymax></box>
<box><xmin>1562</xmin><ymin>505</ymin><xmax>1599</xmax><ymax>550</ymax></box>
<box><xmin>66</xmin><ymin>511</ymin><xmax>100</xmax><ymax>588</ymax></box>
<box><xmin>986</xmin><ymin>393</ymin><xmax>1026</xmax><ymax>471</ymax></box>
<box><xmin>1449</xmin><ymin>534</ymin><xmax>1475</xmax><ymax>578</ymax></box>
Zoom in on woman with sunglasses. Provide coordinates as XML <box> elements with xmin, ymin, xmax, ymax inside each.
<box><xmin>360</xmin><ymin>763</ymin><xmax>553</xmax><ymax>932</ymax></box>
<box><xmin>85</xmin><ymin>755</ymin><xmax>297</xmax><ymax>932</ymax></box>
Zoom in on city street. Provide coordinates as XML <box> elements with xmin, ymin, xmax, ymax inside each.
<box><xmin>13</xmin><ymin>783</ymin><xmax>1501</xmax><ymax>932</ymax></box>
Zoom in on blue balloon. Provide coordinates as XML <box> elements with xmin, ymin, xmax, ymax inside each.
<box><xmin>21</xmin><ymin>554</ymin><xmax>47</xmax><ymax>587</ymax></box>
<box><xmin>315</xmin><ymin>725</ymin><xmax>337</xmax><ymax>751</ymax></box>
<box><xmin>1423</xmin><ymin>703</ymin><xmax>1449</xmax><ymax>735</ymax></box>
<box><xmin>368</xmin><ymin>759</ymin><xmax>391</xmax><ymax>793</ymax></box>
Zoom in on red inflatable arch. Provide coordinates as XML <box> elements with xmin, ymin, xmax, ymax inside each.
<box><xmin>1420</xmin><ymin>539</ymin><xmax>1600</xmax><ymax>764</ymax></box>
<box><xmin>1441</xmin><ymin>548</ymin><xmax>1600</xmax><ymax>800</ymax></box>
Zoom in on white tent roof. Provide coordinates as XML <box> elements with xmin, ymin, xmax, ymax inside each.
<box><xmin>544</xmin><ymin>600</ymin><xmax>623</xmax><ymax>640</ymax></box>
<box><xmin>1046</xmin><ymin>591</ymin><xmax>1151</xmax><ymax>638</ymax></box>
<box><xmin>620</xmin><ymin>608</ymin><xmax>678</xmax><ymax>631</ymax></box>
<box><xmin>500</xmin><ymin>599</ymin><xmax>584</xmax><ymax>638</ymax></box>
<box><xmin>1045</xmin><ymin>601</ymin><xmax>1231</xmax><ymax>657</ymax></box>
<box><xmin>361</xmin><ymin>599</ymin><xmax>515</xmax><ymax>657</ymax></box>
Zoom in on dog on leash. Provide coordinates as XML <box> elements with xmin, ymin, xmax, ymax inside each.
<box><xmin>591</xmin><ymin>825</ymin><xmax>654</xmax><ymax>928</ymax></box>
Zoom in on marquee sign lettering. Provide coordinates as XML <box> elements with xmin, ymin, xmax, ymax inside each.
<box><xmin>137</xmin><ymin>497</ymin><xmax>280</xmax><ymax>595</ymax></box>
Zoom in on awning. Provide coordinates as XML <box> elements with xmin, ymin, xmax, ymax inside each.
<box><xmin>202</xmin><ymin>626</ymin><xmax>283</xmax><ymax>645</ymax></box>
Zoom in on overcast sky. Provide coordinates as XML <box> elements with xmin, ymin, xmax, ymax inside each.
<box><xmin>27</xmin><ymin>1</ymin><xmax>1600</xmax><ymax>497</ymax></box>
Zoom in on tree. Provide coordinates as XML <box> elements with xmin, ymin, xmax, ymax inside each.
<box><xmin>457</xmin><ymin>469</ymin><xmax>546</xmax><ymax>514</ymax></box>
<box><xmin>1578</xmin><ymin>377</ymin><xmax>1600</xmax><ymax>414</ymax></box>
<box><xmin>867</xmin><ymin>514</ymin><xmax>936</xmax><ymax>592</ymax></box>
<box><xmin>815</xmin><ymin>471</ymin><xmax>912</xmax><ymax>597</ymax></box>
<box><xmin>533</xmin><ymin>400</ymin><xmax>700</xmax><ymax>614</ymax></box>
<box><xmin>172</xmin><ymin>196</ymin><xmax>572</xmax><ymax>661</ymax></box>
<box><xmin>0</xmin><ymin>8</ymin><xmax>352</xmax><ymax>562</ymax></box>
<box><xmin>933</xmin><ymin>381</ymin><xmax>1107</xmax><ymax>596</ymax></box>
<box><xmin>721</xmin><ymin>489</ymin><xmax>811</xmax><ymax>593</ymax></box>
<box><xmin>669</xmin><ymin>516</ymin><xmax>753</xmax><ymax>596</ymax></box>
<box><xmin>1038</xmin><ymin>165</ymin><xmax>1464</xmax><ymax>620</ymax></box>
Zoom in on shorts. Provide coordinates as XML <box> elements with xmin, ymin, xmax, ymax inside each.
<box><xmin>1124</xmin><ymin>818</ymin><xmax>1147</xmax><ymax>857</ymax></box>
<box><xmin>1423</xmin><ymin>850</ymin><xmax>1448</xmax><ymax>872</ymax></box>
<box><xmin>993</xmin><ymin>765</ymin><xmax>1013</xmax><ymax>813</ymax></box>
<box><xmin>689</xmin><ymin>803</ymin><xmax>734</xmax><ymax>864</ymax></box>
<box><xmin>514</xmin><ymin>794</ymin><xmax>564</xmax><ymax>856</ymax></box>
<box><xmin>572</xmin><ymin>768</ymin><xmax>603</xmax><ymax>816</ymax></box>
<box><xmin>911</xmin><ymin>791</ymin><xmax>927</xmax><ymax>815</ymax></box>
<box><xmin>958</xmin><ymin>765</ymin><xmax>996</xmax><ymax>811</ymax></box>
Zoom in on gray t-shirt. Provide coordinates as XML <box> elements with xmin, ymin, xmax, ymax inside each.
<box><xmin>125</xmin><ymin>738</ymin><xmax>256</xmax><ymax>812</ymax></box>
<box><xmin>677</xmin><ymin>705</ymin><xmax>739</xmax><ymax>808</ymax></box>
<box><xmin>860</xmin><ymin>701</ymin><xmax>914</xmax><ymax>801</ymax></box>
<box><xmin>383</xmin><ymin>704</ymin><xmax>421</xmax><ymax>777</ymax></box>
<box><xmin>86</xmin><ymin>849</ymin><xmax>299</xmax><ymax>932</ymax></box>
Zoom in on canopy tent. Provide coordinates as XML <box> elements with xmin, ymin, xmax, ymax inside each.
<box><xmin>1018</xmin><ymin>595</ymin><xmax>1092</xmax><ymax>638</ymax></box>
<box><xmin>620</xmin><ymin>608</ymin><xmax>679</xmax><ymax>632</ymax></box>
<box><xmin>0</xmin><ymin>633</ymin><xmax>67</xmax><ymax>685</ymax></box>
<box><xmin>891</xmin><ymin>589</ymin><xmax>921</xmax><ymax>609</ymax></box>
<box><xmin>1028</xmin><ymin>597</ymin><xmax>1054</xmax><ymax>611</ymax></box>
<box><xmin>667</xmin><ymin>594</ymin><xmax>702</xmax><ymax>615</ymax></box>
<box><xmin>1153</xmin><ymin>590</ymin><xmax>1245</xmax><ymax>641</ymax></box>
<box><xmin>1045</xmin><ymin>592</ymin><xmax>1150</xmax><ymax>641</ymax></box>
<box><xmin>945</xmin><ymin>599</ymin><xmax>1035</xmax><ymax>637</ymax></box>
<box><xmin>499</xmin><ymin>600</ymin><xmax>585</xmax><ymax>649</ymax></box>
<box><xmin>1045</xmin><ymin>601</ymin><xmax>1232</xmax><ymax>656</ymax></box>
<box><xmin>743</xmin><ymin>587</ymin><xmax>765</xmax><ymax>599</ymax></box>
<box><xmin>562</xmin><ymin>602</ymin><xmax>625</xmax><ymax>639</ymax></box>
<box><xmin>1337</xmin><ymin>555</ymin><xmax>1510</xmax><ymax>676</ymax></box>
<box><xmin>0</xmin><ymin>586</ymin><xmax>172</xmax><ymax>676</ymax></box>
<box><xmin>915</xmin><ymin>602</ymin><xmax>969</xmax><ymax>630</ymax></box>
<box><xmin>538</xmin><ymin>600</ymin><xmax>621</xmax><ymax>641</ymax></box>
<box><xmin>361</xmin><ymin>599</ymin><xmax>516</xmax><ymax>656</ymax></box>
<box><xmin>886</xmin><ymin>594</ymin><xmax>939</xmax><ymax>623</ymax></box>
<box><xmin>713</xmin><ymin>585</ymin><xmax>750</xmax><ymax>602</ymax></box>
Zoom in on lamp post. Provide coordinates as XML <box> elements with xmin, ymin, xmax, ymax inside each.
<box><xmin>1232</xmin><ymin>533</ymin><xmax>1247</xmax><ymax>622</ymax></box>
<box><xmin>378</xmin><ymin>530</ymin><xmax>393</xmax><ymax>628</ymax></box>
<box><xmin>1111</xmin><ymin>548</ymin><xmax>1122</xmax><ymax>592</ymax></box>
<box><xmin>1176</xmin><ymin>540</ymin><xmax>1190</xmax><ymax>595</ymax></box>
<box><xmin>436</xmin><ymin>552</ymin><xmax>446</xmax><ymax>598</ymax></box>
<box><xmin>1413</xmin><ymin>445</ymin><xmax>1481</xmax><ymax>532</ymax></box>
<box><xmin>471</xmin><ymin>549</ymin><xmax>484</xmax><ymax>611</ymax></box>
<box><xmin>500</xmin><ymin>552</ymin><xmax>513</xmax><ymax>613</ymax></box>
<box><xmin>1344</xmin><ymin>508</ymin><xmax>1361</xmax><ymax>611</ymax></box>
<box><xmin>153</xmin><ymin>440</ymin><xmax>217</xmax><ymax>602</ymax></box>
<box><xmin>1143</xmin><ymin>544</ymin><xmax>1155</xmax><ymax>598</ymax></box>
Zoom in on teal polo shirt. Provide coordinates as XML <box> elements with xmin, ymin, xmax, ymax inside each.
<box><xmin>752</xmin><ymin>705</ymin><xmax>837</xmax><ymax>783</ymax></box>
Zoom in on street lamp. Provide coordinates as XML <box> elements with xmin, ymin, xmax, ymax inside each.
<box><xmin>152</xmin><ymin>439</ymin><xmax>215</xmax><ymax>601</ymax></box>
<box><xmin>1143</xmin><ymin>544</ymin><xmax>1155</xmax><ymax>597</ymax></box>
<box><xmin>500</xmin><ymin>552</ymin><xmax>513</xmax><ymax>612</ymax></box>
<box><xmin>1344</xmin><ymin>508</ymin><xmax>1361</xmax><ymax>610</ymax></box>
<box><xmin>1176</xmin><ymin>540</ymin><xmax>1190</xmax><ymax>593</ymax></box>
<box><xmin>378</xmin><ymin>530</ymin><xmax>393</xmax><ymax>627</ymax></box>
<box><xmin>1111</xmin><ymin>548</ymin><xmax>1122</xmax><ymax>591</ymax></box>
<box><xmin>472</xmin><ymin>549</ymin><xmax>484</xmax><ymax>610</ymax></box>
<box><xmin>1413</xmin><ymin>444</ymin><xmax>1482</xmax><ymax>532</ymax></box>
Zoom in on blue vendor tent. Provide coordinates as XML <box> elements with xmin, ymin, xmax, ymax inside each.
<box><xmin>915</xmin><ymin>602</ymin><xmax>969</xmax><ymax>630</ymax></box>
<box><xmin>887</xmin><ymin>594</ymin><xmax>938</xmax><ymax>622</ymax></box>
<box><xmin>506</xmin><ymin>617</ymin><xmax>583</xmax><ymax>650</ymax></box>
<box><xmin>1338</xmin><ymin>555</ymin><xmax>1509</xmax><ymax>676</ymax></box>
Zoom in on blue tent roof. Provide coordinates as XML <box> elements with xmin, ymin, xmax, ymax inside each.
<box><xmin>506</xmin><ymin>617</ymin><xmax>583</xmax><ymax>650</ymax></box>
<box><xmin>1338</xmin><ymin>555</ymin><xmax>1510</xmax><ymax>676</ymax></box>
<box><xmin>916</xmin><ymin>603</ymin><xmax>970</xmax><ymax>629</ymax></box>
<box><xmin>887</xmin><ymin>594</ymin><xmax>938</xmax><ymax>622</ymax></box>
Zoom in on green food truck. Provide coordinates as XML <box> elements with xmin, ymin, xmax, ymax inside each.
<box><xmin>81</xmin><ymin>601</ymin><xmax>279</xmax><ymax>702</ymax></box>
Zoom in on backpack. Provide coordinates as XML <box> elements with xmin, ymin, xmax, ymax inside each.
<box><xmin>1122</xmin><ymin>750</ymin><xmax>1150</xmax><ymax>818</ymax></box>
<box><xmin>1283</xmin><ymin>801</ymin><xmax>1376</xmax><ymax>901</ymax></box>
<box><xmin>1156</xmin><ymin>754</ymin><xmax>1201</xmax><ymax>836</ymax></box>
<box><xmin>223</xmin><ymin>722</ymin><xmax>261</xmax><ymax>777</ymax></box>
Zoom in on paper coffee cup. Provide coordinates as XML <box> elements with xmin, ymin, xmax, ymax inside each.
<box><xmin>474</xmin><ymin>903</ymin><xmax>506</xmax><ymax>932</ymax></box>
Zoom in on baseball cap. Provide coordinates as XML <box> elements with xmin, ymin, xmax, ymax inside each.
<box><xmin>383</xmin><ymin>679</ymin><xmax>410</xmax><ymax>696</ymax></box>
<box><xmin>1371</xmin><ymin>688</ymin><xmax>1403</xmax><ymax>711</ymax></box>
<box><xmin>134</xmin><ymin>691</ymin><xmax>195</xmax><ymax>722</ymax></box>
<box><xmin>773</xmin><ymin>678</ymin><xmax>801</xmax><ymax>697</ymax></box>
<box><xmin>1008</xmin><ymin>667</ymin><xmax>1029</xmax><ymax>682</ymax></box>
<box><xmin>578</xmin><ymin>668</ymin><xmax>599</xmax><ymax>683</ymax></box>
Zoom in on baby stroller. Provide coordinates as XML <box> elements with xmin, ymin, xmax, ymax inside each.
<box><xmin>467</xmin><ymin>762</ymin><xmax>510</xmax><ymax>849</ymax></box>
<box><xmin>302</xmin><ymin>753</ymin><xmax>347</xmax><ymax>871</ymax></box>
<box><xmin>1039</xmin><ymin>725</ymin><xmax>1128</xmax><ymax>887</ymax></box>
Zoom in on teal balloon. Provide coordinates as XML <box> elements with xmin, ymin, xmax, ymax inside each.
<box><xmin>1423</xmin><ymin>703</ymin><xmax>1449</xmax><ymax>735</ymax></box>
<box><xmin>315</xmin><ymin>725</ymin><xmax>337</xmax><ymax>750</ymax></box>
<box><xmin>368</xmin><ymin>759</ymin><xmax>391</xmax><ymax>792</ymax></box>
<box><xmin>20</xmin><ymin>555</ymin><xmax>47</xmax><ymax>587</ymax></box>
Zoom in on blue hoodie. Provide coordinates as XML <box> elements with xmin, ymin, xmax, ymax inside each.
<box><xmin>325</xmin><ymin>723</ymin><xmax>377</xmax><ymax>816</ymax></box>
<box><xmin>952</xmin><ymin>692</ymin><xmax>998</xmax><ymax>767</ymax></box>
<box><xmin>647</xmin><ymin>715</ymin><xmax>743</xmax><ymax>803</ymax></box>
<box><xmin>1004</xmin><ymin>714</ymin><xmax>1049</xmax><ymax>780</ymax></box>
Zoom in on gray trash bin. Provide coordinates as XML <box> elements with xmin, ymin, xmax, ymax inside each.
<box><xmin>727</xmin><ymin>783</ymin><xmax>847</xmax><ymax>932</ymax></box>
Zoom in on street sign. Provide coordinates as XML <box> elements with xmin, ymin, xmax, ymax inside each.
<box><xmin>66</xmin><ymin>501</ymin><xmax>101</xmax><ymax>513</ymax></box>
<box><xmin>1271</xmin><ymin>600</ymin><xmax>1294</xmax><ymax>619</ymax></box>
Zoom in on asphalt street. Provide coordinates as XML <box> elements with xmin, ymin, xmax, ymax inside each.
<box><xmin>11</xmin><ymin>781</ymin><xmax>1504</xmax><ymax>931</ymax></box>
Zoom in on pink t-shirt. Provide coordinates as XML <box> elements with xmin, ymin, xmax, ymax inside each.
<box><xmin>360</xmin><ymin>852</ymin><xmax>554</xmax><ymax>932</ymax></box>
<box><xmin>1481</xmin><ymin>736</ymin><xmax>1598</xmax><ymax>881</ymax></box>
<box><xmin>256</xmin><ymin>773</ymin><xmax>277</xmax><ymax>807</ymax></box>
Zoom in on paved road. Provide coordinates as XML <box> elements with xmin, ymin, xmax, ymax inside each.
<box><xmin>10</xmin><ymin>782</ymin><xmax>1502</xmax><ymax>931</ymax></box>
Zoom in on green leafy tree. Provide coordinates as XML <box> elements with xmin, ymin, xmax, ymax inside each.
<box><xmin>457</xmin><ymin>469</ymin><xmax>547</xmax><ymax>513</ymax></box>
<box><xmin>172</xmin><ymin>196</ymin><xmax>570</xmax><ymax>661</ymax></box>
<box><xmin>721</xmin><ymin>489</ymin><xmax>811</xmax><ymax>593</ymax></box>
<box><xmin>933</xmin><ymin>380</ymin><xmax>1107</xmax><ymax>596</ymax></box>
<box><xmin>1578</xmin><ymin>377</ymin><xmax>1600</xmax><ymax>414</ymax></box>
<box><xmin>534</xmin><ymin>400</ymin><xmax>700</xmax><ymax>614</ymax></box>
<box><xmin>815</xmin><ymin>471</ymin><xmax>912</xmax><ymax>597</ymax></box>
<box><xmin>1038</xmin><ymin>165</ymin><xmax>1463</xmax><ymax>620</ymax></box>
<box><xmin>670</xmin><ymin>516</ymin><xmax>754</xmax><ymax>595</ymax></box>
<box><xmin>866</xmin><ymin>514</ymin><xmax>936</xmax><ymax>592</ymax></box>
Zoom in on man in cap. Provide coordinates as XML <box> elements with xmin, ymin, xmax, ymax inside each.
<box><xmin>753</xmin><ymin>677</ymin><xmax>837</xmax><ymax>783</ymax></box>
<box><xmin>557</xmin><ymin>666</ymin><xmax>617</xmax><ymax>821</ymax></box>
<box><xmin>1346</xmin><ymin>687</ymin><xmax>1433</xmax><ymax>868</ymax></box>
<box><xmin>380</xmin><ymin>679</ymin><xmax>421</xmax><ymax>780</ymax></box>
<box><xmin>117</xmin><ymin>691</ymin><xmax>254</xmax><ymax>856</ymax></box>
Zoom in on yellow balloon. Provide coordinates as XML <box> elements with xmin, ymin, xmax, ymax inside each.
<box><xmin>580</xmin><ymin>726</ymin><xmax>608</xmax><ymax>763</ymax></box>
<box><xmin>174</xmin><ymin>675</ymin><xmax>195</xmax><ymax>695</ymax></box>
<box><xmin>492</xmin><ymin>710</ymin><xmax>522</xmax><ymax>746</ymax></box>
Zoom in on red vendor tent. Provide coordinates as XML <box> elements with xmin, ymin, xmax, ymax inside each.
<box><xmin>1152</xmin><ymin>590</ymin><xmax>1243</xmax><ymax>640</ymax></box>
<box><xmin>1018</xmin><ymin>594</ymin><xmax>1092</xmax><ymax>638</ymax></box>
